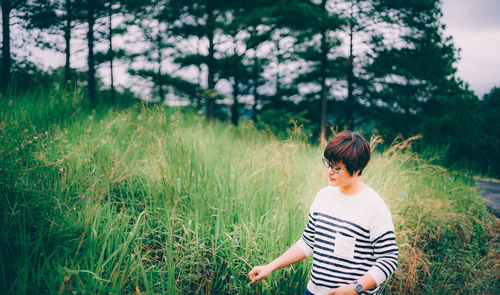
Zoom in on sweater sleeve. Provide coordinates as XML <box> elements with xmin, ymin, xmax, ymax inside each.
<box><xmin>297</xmin><ymin>190</ymin><xmax>322</xmax><ymax>257</ymax></box>
<box><xmin>367</xmin><ymin>203</ymin><xmax>399</xmax><ymax>286</ymax></box>
<box><xmin>297</xmin><ymin>210</ymin><xmax>315</xmax><ymax>257</ymax></box>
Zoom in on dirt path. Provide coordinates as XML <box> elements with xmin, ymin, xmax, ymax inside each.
<box><xmin>478</xmin><ymin>180</ymin><xmax>500</xmax><ymax>288</ymax></box>
<box><xmin>479</xmin><ymin>180</ymin><xmax>500</xmax><ymax>217</ymax></box>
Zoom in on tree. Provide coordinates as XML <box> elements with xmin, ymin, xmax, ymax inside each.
<box><xmin>364</xmin><ymin>0</ymin><xmax>459</xmax><ymax>135</ymax></box>
<box><xmin>480</xmin><ymin>87</ymin><xmax>500</xmax><ymax>175</ymax></box>
<box><xmin>218</xmin><ymin>51</ymin><xmax>252</xmax><ymax>125</ymax></box>
<box><xmin>94</xmin><ymin>0</ymin><xmax>129</xmax><ymax>103</ymax></box>
<box><xmin>235</xmin><ymin>1</ymin><xmax>275</xmax><ymax>122</ymax></box>
<box><xmin>128</xmin><ymin>68</ymin><xmax>202</xmax><ymax>103</ymax></box>
<box><xmin>323</xmin><ymin>0</ymin><xmax>388</xmax><ymax>131</ymax></box>
<box><xmin>216</xmin><ymin>1</ymin><xmax>272</xmax><ymax>125</ymax></box>
<box><xmin>106</xmin><ymin>0</ymin><xmax>117</xmax><ymax>103</ymax></box>
<box><xmin>292</xmin><ymin>0</ymin><xmax>344</xmax><ymax>143</ymax></box>
<box><xmin>262</xmin><ymin>0</ymin><xmax>306</xmax><ymax>107</ymax></box>
<box><xmin>1</xmin><ymin>0</ymin><xmax>29</xmax><ymax>93</ymax></box>
<box><xmin>173</xmin><ymin>0</ymin><xmax>239</xmax><ymax>121</ymax></box>
<box><xmin>63</xmin><ymin>0</ymin><xmax>72</xmax><ymax>84</ymax></box>
<box><xmin>86</xmin><ymin>0</ymin><xmax>98</xmax><ymax>105</ymax></box>
<box><xmin>23</xmin><ymin>0</ymin><xmax>88</xmax><ymax>87</ymax></box>
<box><xmin>59</xmin><ymin>0</ymin><xmax>86</xmax><ymax>86</ymax></box>
<box><xmin>124</xmin><ymin>0</ymin><xmax>186</xmax><ymax>102</ymax></box>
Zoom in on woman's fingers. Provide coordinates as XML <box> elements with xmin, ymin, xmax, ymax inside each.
<box><xmin>248</xmin><ymin>267</ymin><xmax>261</xmax><ymax>282</ymax></box>
<box><xmin>248</xmin><ymin>265</ymin><xmax>269</xmax><ymax>282</ymax></box>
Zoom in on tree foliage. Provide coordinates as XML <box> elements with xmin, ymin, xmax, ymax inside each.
<box><xmin>4</xmin><ymin>0</ymin><xmax>498</xmax><ymax>175</ymax></box>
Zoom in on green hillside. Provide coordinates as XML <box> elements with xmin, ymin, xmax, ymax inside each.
<box><xmin>0</xmin><ymin>90</ymin><xmax>497</xmax><ymax>294</ymax></box>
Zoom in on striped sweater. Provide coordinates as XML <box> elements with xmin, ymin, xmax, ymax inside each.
<box><xmin>296</xmin><ymin>185</ymin><xmax>398</xmax><ymax>294</ymax></box>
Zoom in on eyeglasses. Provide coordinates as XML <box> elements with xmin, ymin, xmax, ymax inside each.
<box><xmin>321</xmin><ymin>158</ymin><xmax>344</xmax><ymax>174</ymax></box>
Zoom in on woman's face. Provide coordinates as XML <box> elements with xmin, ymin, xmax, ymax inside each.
<box><xmin>324</xmin><ymin>159</ymin><xmax>358</xmax><ymax>187</ymax></box>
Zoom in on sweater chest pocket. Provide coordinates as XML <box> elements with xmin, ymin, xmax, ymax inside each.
<box><xmin>333</xmin><ymin>233</ymin><xmax>355</xmax><ymax>259</ymax></box>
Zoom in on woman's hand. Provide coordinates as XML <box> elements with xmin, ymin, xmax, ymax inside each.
<box><xmin>326</xmin><ymin>284</ymin><xmax>357</xmax><ymax>295</ymax></box>
<box><xmin>248</xmin><ymin>243</ymin><xmax>306</xmax><ymax>283</ymax></box>
<box><xmin>248</xmin><ymin>264</ymin><xmax>274</xmax><ymax>282</ymax></box>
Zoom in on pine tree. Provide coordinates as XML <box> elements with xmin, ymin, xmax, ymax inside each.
<box><xmin>23</xmin><ymin>0</ymin><xmax>87</xmax><ymax>87</ymax></box>
<box><xmin>291</xmin><ymin>0</ymin><xmax>344</xmax><ymax>143</ymax></box>
<box><xmin>1</xmin><ymin>0</ymin><xmax>29</xmax><ymax>93</ymax></box>
<box><xmin>124</xmin><ymin>0</ymin><xmax>187</xmax><ymax>102</ymax></box>
<box><xmin>173</xmin><ymin>0</ymin><xmax>242</xmax><ymax>121</ymax></box>
<box><xmin>236</xmin><ymin>1</ymin><xmax>275</xmax><ymax>121</ymax></box>
<box><xmin>365</xmin><ymin>0</ymin><xmax>459</xmax><ymax>135</ymax></box>
<box><xmin>94</xmin><ymin>0</ymin><xmax>130</xmax><ymax>103</ymax></box>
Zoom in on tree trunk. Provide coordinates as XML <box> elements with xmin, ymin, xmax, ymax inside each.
<box><xmin>63</xmin><ymin>0</ymin><xmax>71</xmax><ymax>87</ymax></box>
<box><xmin>319</xmin><ymin>0</ymin><xmax>328</xmax><ymax>144</ymax></box>
<box><xmin>231</xmin><ymin>88</ymin><xmax>240</xmax><ymax>126</ymax></box>
<box><xmin>275</xmin><ymin>33</ymin><xmax>281</xmax><ymax>100</ymax></box>
<box><xmin>319</xmin><ymin>54</ymin><xmax>327</xmax><ymax>144</ymax></box>
<box><xmin>196</xmin><ymin>65</ymin><xmax>202</xmax><ymax>110</ymax></box>
<box><xmin>1</xmin><ymin>0</ymin><xmax>11</xmax><ymax>94</ymax></box>
<box><xmin>206</xmin><ymin>2</ymin><xmax>216</xmax><ymax>121</ymax></box>
<box><xmin>346</xmin><ymin>9</ymin><xmax>355</xmax><ymax>131</ymax></box>
<box><xmin>231</xmin><ymin>62</ymin><xmax>240</xmax><ymax>126</ymax></box>
<box><xmin>108</xmin><ymin>0</ymin><xmax>115</xmax><ymax>104</ymax></box>
<box><xmin>157</xmin><ymin>47</ymin><xmax>164</xmax><ymax>102</ymax></box>
<box><xmin>87</xmin><ymin>0</ymin><xmax>97</xmax><ymax>106</ymax></box>
<box><xmin>252</xmin><ymin>56</ymin><xmax>259</xmax><ymax>122</ymax></box>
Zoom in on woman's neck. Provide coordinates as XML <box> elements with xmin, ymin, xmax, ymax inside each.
<box><xmin>340</xmin><ymin>178</ymin><xmax>365</xmax><ymax>196</ymax></box>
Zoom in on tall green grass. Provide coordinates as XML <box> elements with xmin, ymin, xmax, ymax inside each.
<box><xmin>1</xmin><ymin>89</ymin><xmax>498</xmax><ymax>294</ymax></box>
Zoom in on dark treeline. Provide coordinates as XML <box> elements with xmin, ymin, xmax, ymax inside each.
<box><xmin>1</xmin><ymin>0</ymin><xmax>499</xmax><ymax>176</ymax></box>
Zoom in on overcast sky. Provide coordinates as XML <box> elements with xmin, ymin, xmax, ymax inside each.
<box><xmin>441</xmin><ymin>0</ymin><xmax>500</xmax><ymax>96</ymax></box>
<box><xmin>17</xmin><ymin>0</ymin><xmax>500</xmax><ymax>98</ymax></box>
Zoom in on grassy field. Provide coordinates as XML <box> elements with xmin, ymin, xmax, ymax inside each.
<box><xmin>1</xmin><ymin>89</ymin><xmax>498</xmax><ymax>294</ymax></box>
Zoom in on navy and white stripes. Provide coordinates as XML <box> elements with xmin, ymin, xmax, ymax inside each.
<box><xmin>297</xmin><ymin>186</ymin><xmax>398</xmax><ymax>295</ymax></box>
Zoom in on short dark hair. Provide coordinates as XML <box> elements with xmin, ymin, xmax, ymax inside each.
<box><xmin>323</xmin><ymin>130</ymin><xmax>370</xmax><ymax>176</ymax></box>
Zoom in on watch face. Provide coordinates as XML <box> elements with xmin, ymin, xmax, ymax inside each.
<box><xmin>355</xmin><ymin>283</ymin><xmax>363</xmax><ymax>292</ymax></box>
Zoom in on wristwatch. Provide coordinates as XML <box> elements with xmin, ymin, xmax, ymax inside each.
<box><xmin>352</xmin><ymin>280</ymin><xmax>364</xmax><ymax>294</ymax></box>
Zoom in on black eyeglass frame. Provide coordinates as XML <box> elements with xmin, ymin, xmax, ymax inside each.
<box><xmin>321</xmin><ymin>157</ymin><xmax>345</xmax><ymax>174</ymax></box>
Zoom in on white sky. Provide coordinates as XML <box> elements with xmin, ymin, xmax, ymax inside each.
<box><xmin>11</xmin><ymin>0</ymin><xmax>500</xmax><ymax>98</ymax></box>
<box><xmin>441</xmin><ymin>0</ymin><xmax>500</xmax><ymax>96</ymax></box>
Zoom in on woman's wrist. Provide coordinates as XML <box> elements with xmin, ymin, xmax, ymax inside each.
<box><xmin>267</xmin><ymin>261</ymin><xmax>278</xmax><ymax>272</ymax></box>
